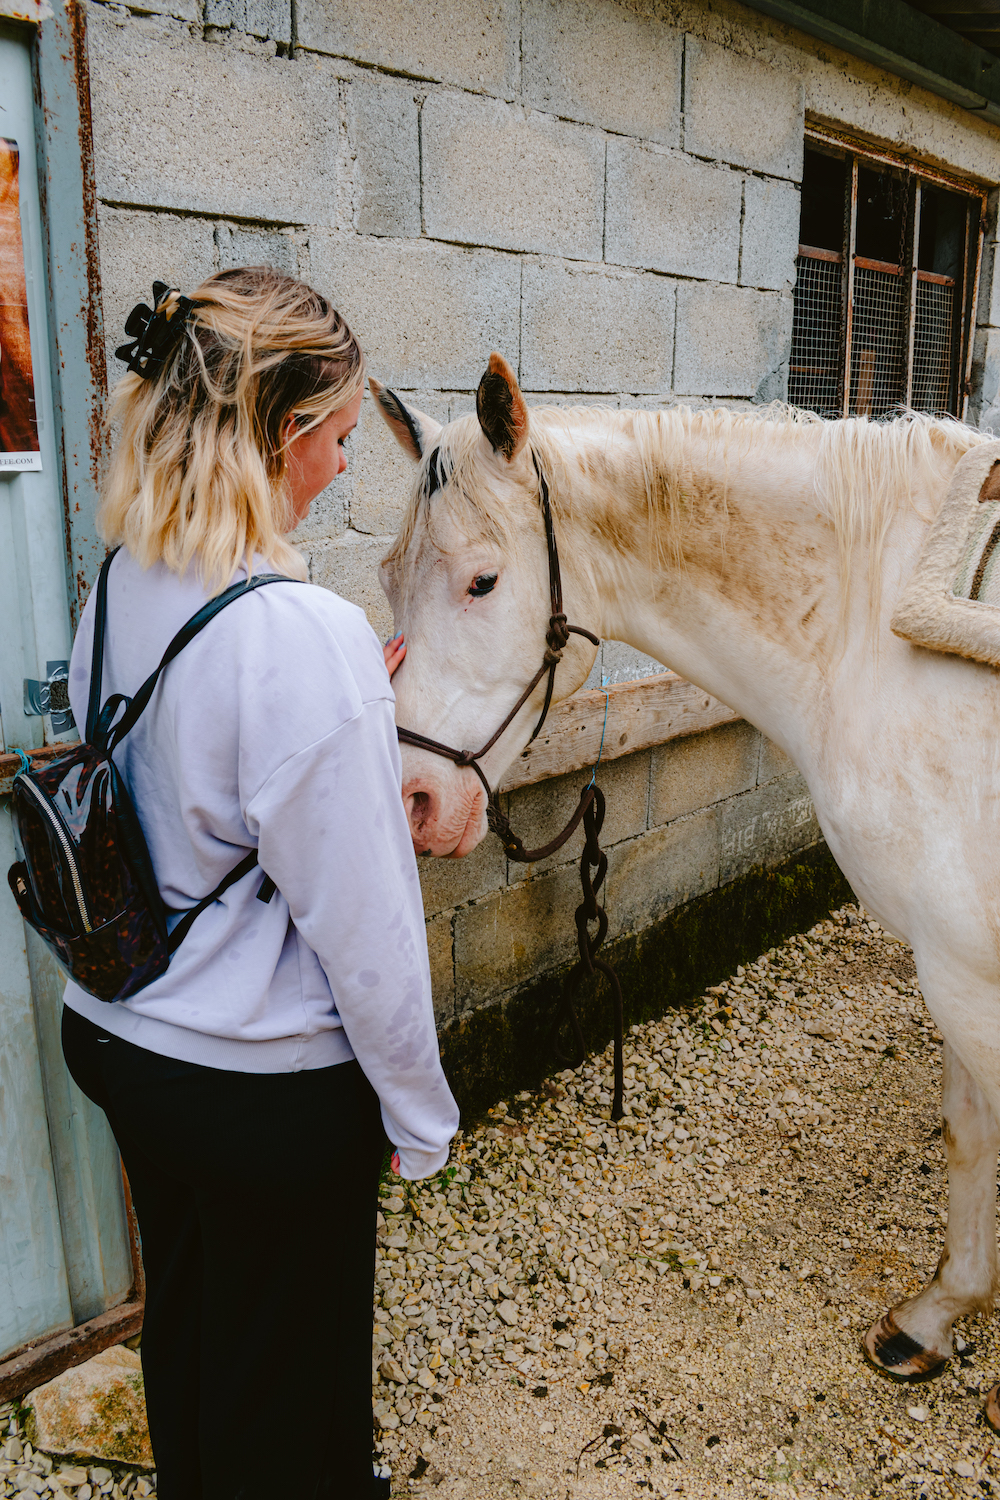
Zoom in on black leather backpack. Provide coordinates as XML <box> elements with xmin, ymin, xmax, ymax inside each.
<box><xmin>7</xmin><ymin>550</ymin><xmax>293</xmax><ymax>1002</ymax></box>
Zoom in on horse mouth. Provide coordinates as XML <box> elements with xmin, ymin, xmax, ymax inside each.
<box><xmin>404</xmin><ymin>785</ymin><xmax>486</xmax><ymax>858</ymax></box>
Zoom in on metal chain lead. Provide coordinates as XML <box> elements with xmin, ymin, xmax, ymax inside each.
<box><xmin>495</xmin><ymin>783</ymin><xmax>625</xmax><ymax>1121</ymax></box>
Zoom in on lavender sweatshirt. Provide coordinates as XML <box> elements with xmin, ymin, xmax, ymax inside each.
<box><xmin>63</xmin><ymin>549</ymin><xmax>458</xmax><ymax>1179</ymax></box>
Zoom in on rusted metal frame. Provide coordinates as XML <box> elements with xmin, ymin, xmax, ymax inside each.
<box><xmin>0</xmin><ymin>1301</ymin><xmax>144</xmax><ymax>1403</ymax></box>
<box><xmin>951</xmin><ymin>201</ymin><xmax>973</xmax><ymax>417</ymax></box>
<box><xmin>798</xmin><ymin>243</ymin><xmax>842</xmax><ymax>263</ymax></box>
<box><xmin>855</xmin><ymin>255</ymin><xmax>903</xmax><ymax>276</ymax></box>
<box><xmin>842</xmin><ymin>156</ymin><xmax>859</xmax><ymax>416</ymax></box>
<box><xmin>805</xmin><ymin>122</ymin><xmax>991</xmax><ymax>198</ymax></box>
<box><xmin>807</xmin><ymin>124</ymin><xmax>988</xmax><ymax>420</ymax></box>
<box><xmin>120</xmin><ymin>1167</ymin><xmax>146</xmax><ymax>1306</ymax></box>
<box><xmin>961</xmin><ymin>202</ymin><xmax>986</xmax><ymax>421</ymax></box>
<box><xmin>917</xmin><ymin>269</ymin><xmax>955</xmax><ymax>287</ymax></box>
<box><xmin>904</xmin><ymin>180</ymin><xmax>921</xmax><ymax>410</ymax></box>
<box><xmin>33</xmin><ymin>0</ymin><xmax>109</xmax><ymax>628</ymax></box>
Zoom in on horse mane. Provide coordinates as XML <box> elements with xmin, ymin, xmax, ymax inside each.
<box><xmin>384</xmin><ymin>404</ymin><xmax>988</xmax><ymax>618</ymax></box>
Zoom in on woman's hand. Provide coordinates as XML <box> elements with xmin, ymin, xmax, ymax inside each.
<box><xmin>383</xmin><ymin>633</ymin><xmax>406</xmax><ymax>678</ymax></box>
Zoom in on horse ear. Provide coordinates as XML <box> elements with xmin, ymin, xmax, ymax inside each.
<box><xmin>369</xmin><ymin>378</ymin><xmax>442</xmax><ymax>462</ymax></box>
<box><xmin>476</xmin><ymin>352</ymin><xmax>528</xmax><ymax>462</ymax></box>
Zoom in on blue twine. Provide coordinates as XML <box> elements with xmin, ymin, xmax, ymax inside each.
<box><xmin>587</xmin><ymin>682</ymin><xmax>611</xmax><ymax>789</ymax></box>
<box><xmin>13</xmin><ymin>748</ymin><xmax>30</xmax><ymax>775</ymax></box>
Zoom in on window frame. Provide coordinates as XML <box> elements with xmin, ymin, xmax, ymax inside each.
<box><xmin>796</xmin><ymin>125</ymin><xmax>989</xmax><ymax>422</ymax></box>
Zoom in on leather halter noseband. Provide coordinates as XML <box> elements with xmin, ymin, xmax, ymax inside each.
<box><xmin>395</xmin><ymin>452</ymin><xmax>600</xmax><ymax>855</ymax></box>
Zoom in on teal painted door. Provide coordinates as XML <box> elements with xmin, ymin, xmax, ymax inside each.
<box><xmin>0</xmin><ymin>21</ymin><xmax>133</xmax><ymax>1362</ymax></box>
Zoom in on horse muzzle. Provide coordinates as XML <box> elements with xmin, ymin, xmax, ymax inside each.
<box><xmin>401</xmin><ymin>749</ymin><xmax>489</xmax><ymax>858</ymax></box>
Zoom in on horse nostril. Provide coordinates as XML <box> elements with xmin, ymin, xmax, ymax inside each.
<box><xmin>407</xmin><ymin>790</ymin><xmax>431</xmax><ymax>831</ymax></box>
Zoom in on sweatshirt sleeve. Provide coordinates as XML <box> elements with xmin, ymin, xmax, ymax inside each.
<box><xmin>243</xmin><ymin>696</ymin><xmax>459</xmax><ymax>1179</ymax></box>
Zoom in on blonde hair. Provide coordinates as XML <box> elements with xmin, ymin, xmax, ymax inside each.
<box><xmin>100</xmin><ymin>266</ymin><xmax>364</xmax><ymax>592</ymax></box>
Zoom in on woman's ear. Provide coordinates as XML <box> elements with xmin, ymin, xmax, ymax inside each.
<box><xmin>476</xmin><ymin>352</ymin><xmax>528</xmax><ymax>462</ymax></box>
<box><xmin>370</xmin><ymin>378</ymin><xmax>443</xmax><ymax>461</ymax></box>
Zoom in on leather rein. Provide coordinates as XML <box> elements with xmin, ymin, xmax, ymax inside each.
<box><xmin>395</xmin><ymin>451</ymin><xmax>627</xmax><ymax>1119</ymax></box>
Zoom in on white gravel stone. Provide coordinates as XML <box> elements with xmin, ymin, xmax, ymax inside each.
<box><xmin>369</xmin><ymin>904</ymin><xmax>1000</xmax><ymax>1496</ymax></box>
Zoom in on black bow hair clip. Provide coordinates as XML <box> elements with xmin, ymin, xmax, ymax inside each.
<box><xmin>115</xmin><ymin>280</ymin><xmax>199</xmax><ymax>380</ymax></box>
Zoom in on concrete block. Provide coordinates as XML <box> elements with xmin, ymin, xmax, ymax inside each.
<box><xmin>454</xmin><ymin>863</ymin><xmax>583</xmax><ymax>1007</ymax></box>
<box><xmin>349</xmin><ymin>390</ymin><xmax>450</xmax><ymax>537</ymax></box>
<box><xmin>418</xmin><ymin>831</ymin><xmax>507</xmax><ymax>917</ymax></box>
<box><xmin>977</xmin><ymin>197</ymin><xmax>1000</xmax><ymax>330</ymax></box>
<box><xmin>740</xmin><ymin>177</ymin><xmax>800</xmax><ymax>293</ymax></box>
<box><xmin>649</xmin><ymin>721</ymin><xmax>759</xmax><ymax>828</ymax></box>
<box><xmin>309</xmin><ymin>532</ymin><xmax>394</xmax><ymax>638</ymax></box>
<box><xmin>422</xmin><ymin>93</ymin><xmax>606</xmax><ymax>261</ymax></box>
<box><xmin>583</xmin><ymin>642</ymin><xmax>667</xmax><ymax>691</ymax></box>
<box><xmin>425</xmin><ymin>911</ymin><xmax>455</xmax><ymax>1024</ymax></box>
<box><xmin>297</xmin><ymin>0</ymin><xmax>519</xmax><ymax>98</ymax></box>
<box><xmin>287</xmin><ymin>478</ymin><xmax>348</xmax><ymax>544</ymax></box>
<box><xmin>309</xmin><ymin>234</ymin><xmax>519</xmax><ymax>389</ymax></box>
<box><xmin>757</xmin><ymin>737</ymin><xmax>795</xmax><ymax>784</ymax></box>
<box><xmin>89</xmin><ymin>13</ymin><xmax>340</xmax><ymax>224</ymax></box>
<box><xmin>521</xmin><ymin>0</ymin><xmax>681</xmax><ymax>145</ymax></box>
<box><xmin>97</xmin><ymin>205</ymin><xmax>218</xmax><ymax>389</ymax></box>
<box><xmin>969</xmin><ymin>327</ymin><xmax>1000</xmax><ymax>432</ymax></box>
<box><xmin>606</xmin><ymin>809</ymin><xmax>720</xmax><ymax>939</ymax></box>
<box><xmin>347</xmin><ymin>76</ymin><xmax>421</xmax><ymax>238</ymax></box>
<box><xmin>605</xmin><ymin>140</ymin><xmax>741</xmax><ymax>283</ymax></box>
<box><xmin>520</xmin><ymin>261</ymin><xmax>675</xmax><ymax>394</ymax></box>
<box><xmin>977</xmin><ymin>237</ymin><xmax>1000</xmax><ymax>332</ymax></box>
<box><xmin>674</xmin><ymin>284</ymin><xmax>792</xmax><ymax>399</ymax></box>
<box><xmin>205</xmin><ymin>0</ymin><xmax>290</xmax><ymax>43</ymax></box>
<box><xmin>122</xmin><ymin>0</ymin><xmax>198</xmax><ymax>24</ymax></box>
<box><xmin>215</xmin><ymin>224</ymin><xmax>302</xmax><ymax>276</ymax></box>
<box><xmin>600</xmin><ymin>642</ymin><xmax>667</xmax><ymax>684</ymax></box>
<box><xmin>504</xmin><ymin>751</ymin><xmax>651</xmax><ymax>877</ymax></box>
<box><xmin>718</xmin><ymin>773</ymin><xmax>819</xmax><ymax>884</ymax></box>
<box><xmin>683</xmin><ymin>38</ymin><xmax>804</xmax><ymax>182</ymax></box>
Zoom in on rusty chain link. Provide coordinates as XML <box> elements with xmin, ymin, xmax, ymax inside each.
<box><xmin>492</xmin><ymin>782</ymin><xmax>625</xmax><ymax>1121</ymax></box>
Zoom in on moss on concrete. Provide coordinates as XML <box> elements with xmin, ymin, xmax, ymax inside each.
<box><xmin>439</xmin><ymin>840</ymin><xmax>854</xmax><ymax>1121</ymax></box>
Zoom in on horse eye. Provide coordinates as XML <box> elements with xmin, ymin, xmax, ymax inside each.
<box><xmin>468</xmin><ymin>573</ymin><xmax>498</xmax><ymax>597</ymax></box>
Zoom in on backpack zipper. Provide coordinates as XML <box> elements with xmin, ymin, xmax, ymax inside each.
<box><xmin>15</xmin><ymin>772</ymin><xmax>93</xmax><ymax>934</ymax></box>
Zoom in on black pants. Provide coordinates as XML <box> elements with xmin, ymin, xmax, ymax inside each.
<box><xmin>62</xmin><ymin>1006</ymin><xmax>386</xmax><ymax>1500</ymax></box>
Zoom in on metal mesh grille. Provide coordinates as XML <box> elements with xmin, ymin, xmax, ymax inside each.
<box><xmin>788</xmin><ymin>254</ymin><xmax>842</xmax><ymax>415</ymax></box>
<box><xmin>911</xmin><ymin>278</ymin><xmax>955</xmax><ymax>414</ymax></box>
<box><xmin>849</xmin><ymin>265</ymin><xmax>907</xmax><ymax>417</ymax></box>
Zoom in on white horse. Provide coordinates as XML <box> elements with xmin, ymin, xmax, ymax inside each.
<box><xmin>371</xmin><ymin>354</ymin><xmax>1000</xmax><ymax>1418</ymax></box>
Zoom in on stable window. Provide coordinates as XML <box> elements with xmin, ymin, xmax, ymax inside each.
<box><xmin>789</xmin><ymin>136</ymin><xmax>985</xmax><ymax>420</ymax></box>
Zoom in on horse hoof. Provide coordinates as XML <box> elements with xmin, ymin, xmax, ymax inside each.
<box><xmin>862</xmin><ymin>1313</ymin><xmax>950</xmax><ymax>1382</ymax></box>
<box><xmin>984</xmin><ymin>1385</ymin><xmax>1000</xmax><ymax>1433</ymax></box>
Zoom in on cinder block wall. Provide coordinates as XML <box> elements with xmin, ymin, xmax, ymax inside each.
<box><xmin>84</xmin><ymin>0</ymin><xmax>998</xmax><ymax>1019</ymax></box>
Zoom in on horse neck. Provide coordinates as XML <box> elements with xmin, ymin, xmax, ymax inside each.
<box><xmin>545</xmin><ymin>410</ymin><xmax>847</xmax><ymax>749</ymax></box>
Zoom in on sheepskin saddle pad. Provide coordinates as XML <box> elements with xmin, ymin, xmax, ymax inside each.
<box><xmin>891</xmin><ymin>439</ymin><xmax>1000</xmax><ymax>667</ymax></box>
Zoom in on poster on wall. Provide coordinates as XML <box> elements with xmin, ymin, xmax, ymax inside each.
<box><xmin>0</xmin><ymin>138</ymin><xmax>41</xmax><ymax>472</ymax></box>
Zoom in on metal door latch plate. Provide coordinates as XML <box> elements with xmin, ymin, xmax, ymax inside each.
<box><xmin>23</xmin><ymin>661</ymin><xmax>75</xmax><ymax>734</ymax></box>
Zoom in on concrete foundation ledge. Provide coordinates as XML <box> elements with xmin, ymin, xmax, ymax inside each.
<box><xmin>438</xmin><ymin>840</ymin><xmax>854</xmax><ymax>1119</ymax></box>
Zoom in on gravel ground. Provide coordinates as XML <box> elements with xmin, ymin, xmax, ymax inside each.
<box><xmin>4</xmin><ymin>903</ymin><xmax>1000</xmax><ymax>1499</ymax></box>
<box><xmin>371</xmin><ymin>904</ymin><xmax>1000</xmax><ymax>1499</ymax></box>
<box><xmin>0</xmin><ymin>1427</ymin><xmax>152</xmax><ymax>1500</ymax></box>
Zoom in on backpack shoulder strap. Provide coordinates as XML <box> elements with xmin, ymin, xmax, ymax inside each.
<box><xmin>165</xmin><ymin>848</ymin><xmax>261</xmax><ymax>954</ymax></box>
<box><xmin>97</xmin><ymin>572</ymin><xmax>300</xmax><ymax>751</ymax></box>
<box><xmin>85</xmin><ymin>548</ymin><xmax>121</xmax><ymax>743</ymax></box>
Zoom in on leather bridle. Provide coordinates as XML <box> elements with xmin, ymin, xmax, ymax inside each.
<box><xmin>395</xmin><ymin>452</ymin><xmax>600</xmax><ymax>863</ymax></box>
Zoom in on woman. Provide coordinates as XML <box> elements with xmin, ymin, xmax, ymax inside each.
<box><xmin>61</xmin><ymin>267</ymin><xmax>458</xmax><ymax>1499</ymax></box>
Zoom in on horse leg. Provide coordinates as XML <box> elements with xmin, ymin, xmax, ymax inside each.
<box><xmin>863</xmin><ymin>1041</ymin><xmax>999</xmax><ymax>1381</ymax></box>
